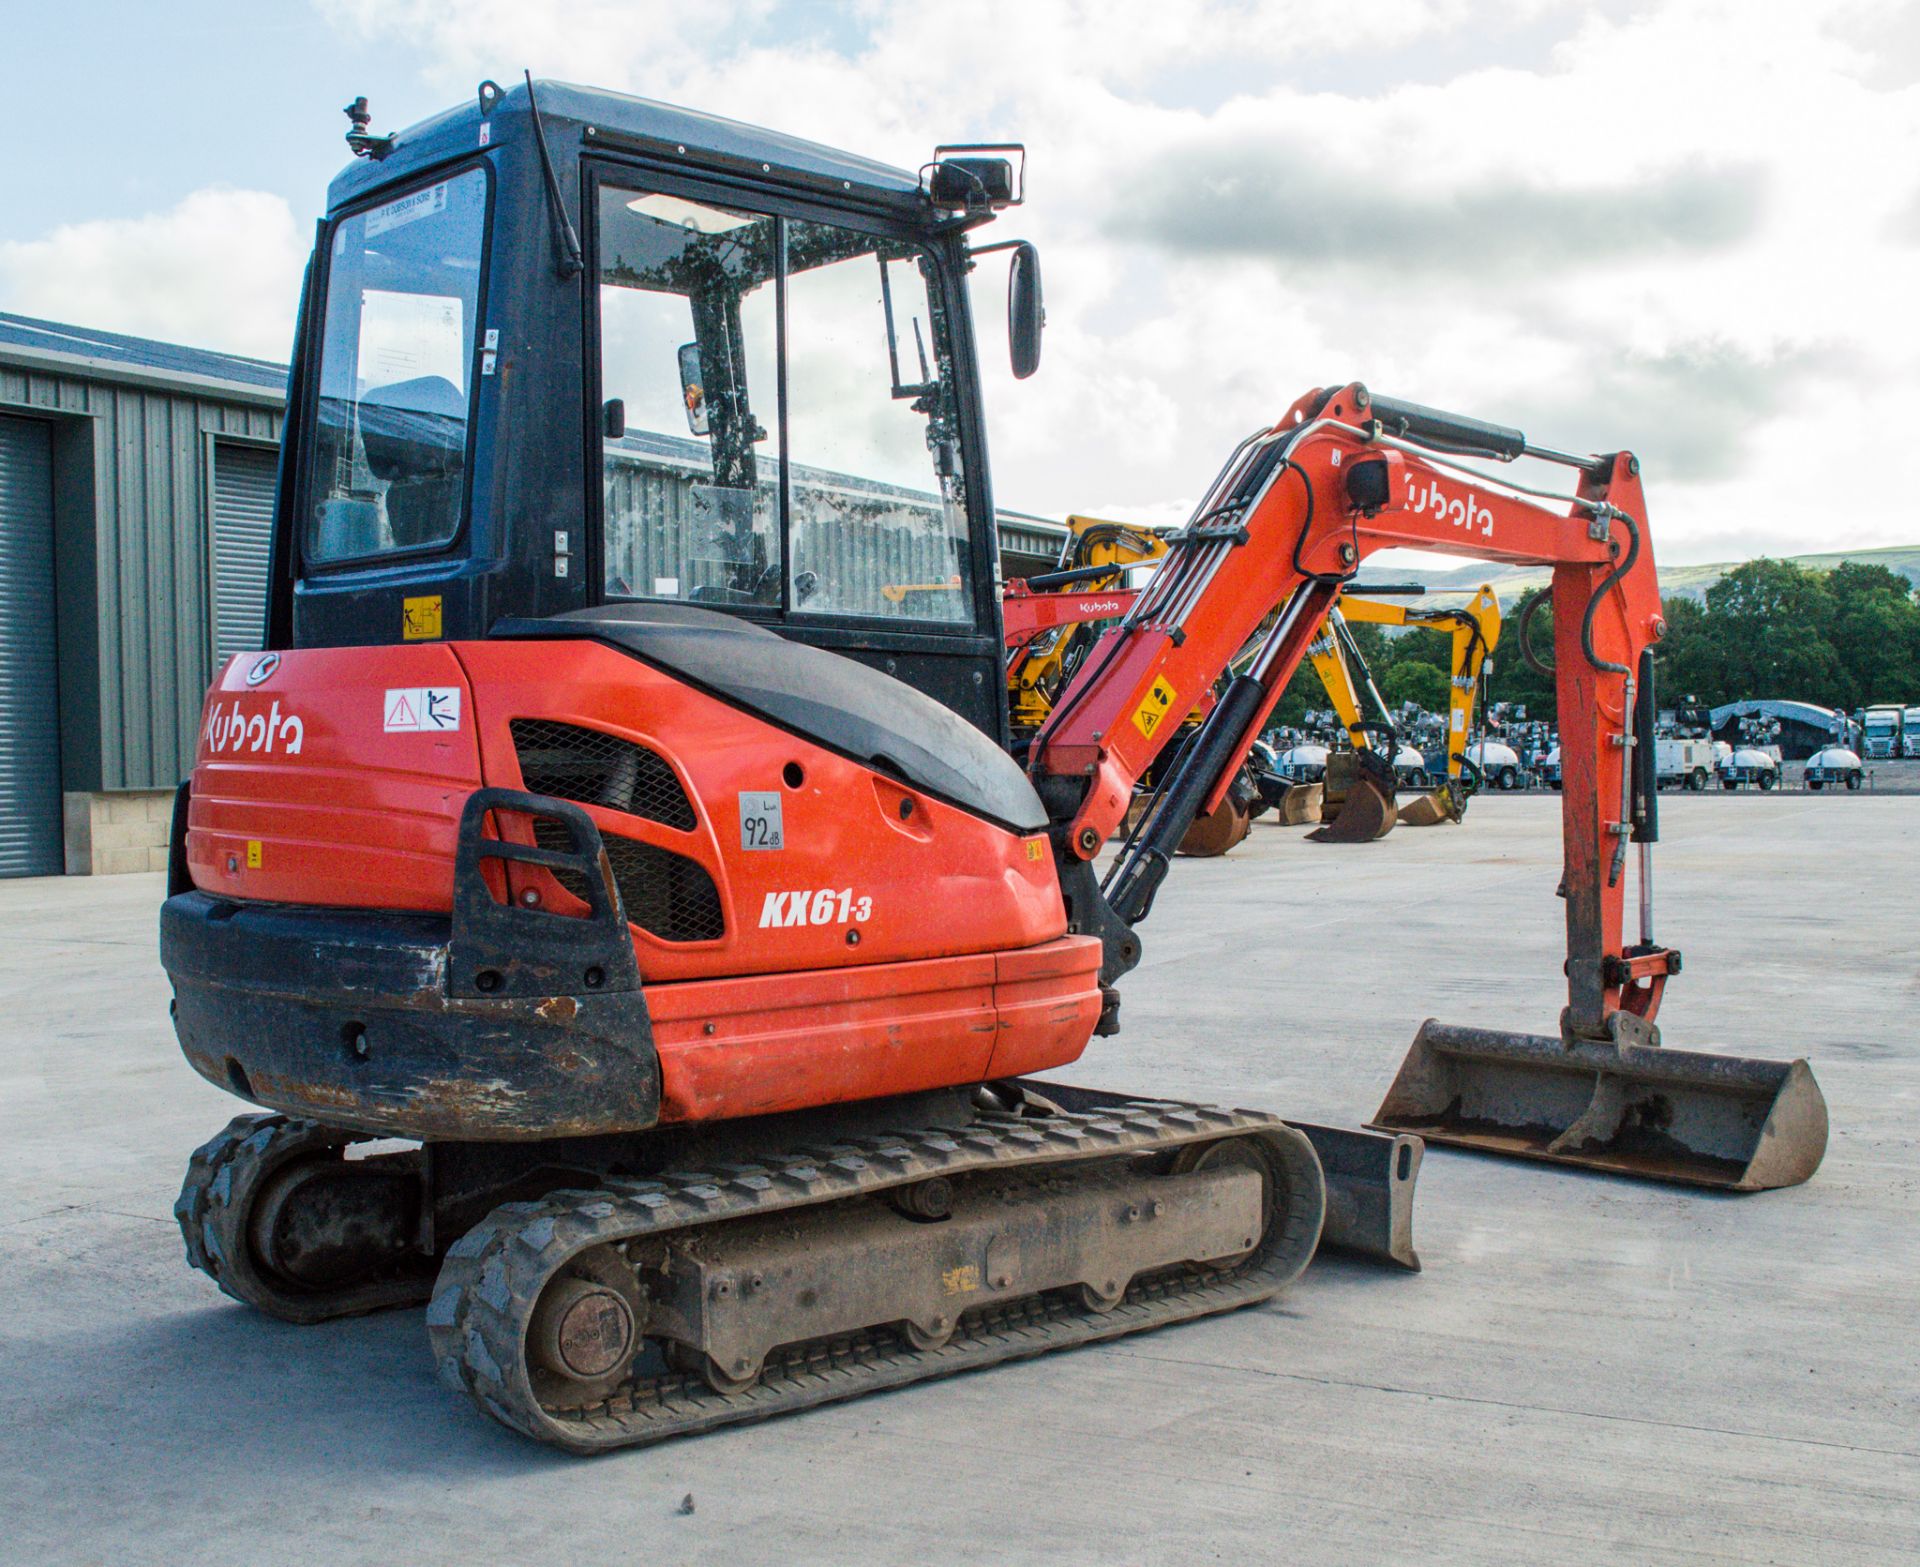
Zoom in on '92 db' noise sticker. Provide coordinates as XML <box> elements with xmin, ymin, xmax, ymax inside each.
<box><xmin>1132</xmin><ymin>676</ymin><xmax>1178</xmax><ymax>739</ymax></box>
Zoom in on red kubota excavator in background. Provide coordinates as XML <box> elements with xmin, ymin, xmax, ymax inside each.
<box><xmin>160</xmin><ymin>80</ymin><xmax>1828</xmax><ymax>1456</ymax></box>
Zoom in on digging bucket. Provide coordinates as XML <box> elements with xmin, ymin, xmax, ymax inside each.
<box><xmin>1277</xmin><ymin>782</ymin><xmax>1323</xmax><ymax>825</ymax></box>
<box><xmin>1396</xmin><ymin>780</ymin><xmax>1463</xmax><ymax>828</ymax></box>
<box><xmin>1180</xmin><ymin>793</ymin><xmax>1251</xmax><ymax>857</ymax></box>
<box><xmin>1306</xmin><ymin>772</ymin><xmax>1396</xmax><ymax>843</ymax></box>
<box><xmin>1370</xmin><ymin>1020</ymin><xmax>1828</xmax><ymax>1191</ymax></box>
<box><xmin>1395</xmin><ymin>791</ymin><xmax>1450</xmax><ymax>828</ymax></box>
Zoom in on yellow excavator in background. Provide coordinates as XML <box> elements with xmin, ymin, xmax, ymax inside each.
<box><xmin>1006</xmin><ymin>515</ymin><xmax>1168</xmax><ymax>738</ymax></box>
<box><xmin>1007</xmin><ymin>518</ymin><xmax>1258</xmax><ymax>856</ymax></box>
<box><xmin>1275</xmin><ymin>586</ymin><xmax>1502</xmax><ymax>842</ymax></box>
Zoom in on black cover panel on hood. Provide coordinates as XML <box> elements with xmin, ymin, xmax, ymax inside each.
<box><xmin>490</xmin><ymin>603</ymin><xmax>1048</xmax><ymax>833</ymax></box>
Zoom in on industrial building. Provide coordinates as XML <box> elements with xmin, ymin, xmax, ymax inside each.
<box><xmin>0</xmin><ymin>312</ymin><xmax>1068</xmax><ymax>879</ymax></box>
<box><xmin>0</xmin><ymin>314</ymin><xmax>285</xmax><ymax>877</ymax></box>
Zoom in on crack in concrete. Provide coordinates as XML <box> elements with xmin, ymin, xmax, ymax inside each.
<box><xmin>1112</xmin><ymin>1346</ymin><xmax>1920</xmax><ymax>1463</ymax></box>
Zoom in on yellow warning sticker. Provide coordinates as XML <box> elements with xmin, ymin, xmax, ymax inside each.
<box><xmin>402</xmin><ymin>594</ymin><xmax>444</xmax><ymax>641</ymax></box>
<box><xmin>245</xmin><ymin>840</ymin><xmax>263</xmax><ymax>869</ymax></box>
<box><xmin>1131</xmin><ymin>675</ymin><xmax>1178</xmax><ymax>740</ymax></box>
<box><xmin>1026</xmin><ymin>838</ymin><xmax>1045</xmax><ymax>862</ymax></box>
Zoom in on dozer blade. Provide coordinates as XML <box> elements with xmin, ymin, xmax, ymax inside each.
<box><xmin>1371</xmin><ymin>1020</ymin><xmax>1828</xmax><ymax>1191</ymax></box>
<box><xmin>1277</xmin><ymin>782</ymin><xmax>1323</xmax><ymax>825</ymax></box>
<box><xmin>1292</xmin><ymin>1123</ymin><xmax>1422</xmax><ymax>1270</ymax></box>
<box><xmin>1035</xmin><ymin>1085</ymin><xmax>1421</xmax><ymax>1270</ymax></box>
<box><xmin>1179</xmin><ymin>793</ymin><xmax>1251</xmax><ymax>857</ymax></box>
<box><xmin>1306</xmin><ymin>771</ymin><xmax>1396</xmax><ymax>843</ymax></box>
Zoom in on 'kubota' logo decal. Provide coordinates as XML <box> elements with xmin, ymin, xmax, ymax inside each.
<box><xmin>1404</xmin><ymin>474</ymin><xmax>1494</xmax><ymax>538</ymax></box>
<box><xmin>758</xmin><ymin>889</ymin><xmax>873</xmax><ymax>928</ymax></box>
<box><xmin>204</xmin><ymin>700</ymin><xmax>304</xmax><ymax>755</ymax></box>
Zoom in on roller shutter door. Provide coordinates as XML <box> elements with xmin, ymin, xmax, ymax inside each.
<box><xmin>0</xmin><ymin>416</ymin><xmax>62</xmax><ymax>877</ymax></box>
<box><xmin>211</xmin><ymin>442</ymin><xmax>277</xmax><ymax>660</ymax></box>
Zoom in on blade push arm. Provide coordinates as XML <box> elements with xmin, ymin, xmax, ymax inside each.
<box><xmin>1032</xmin><ymin>382</ymin><xmax>1672</xmax><ymax>1039</ymax></box>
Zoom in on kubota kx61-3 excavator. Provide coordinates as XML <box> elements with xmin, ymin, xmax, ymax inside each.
<box><xmin>161</xmin><ymin>80</ymin><xmax>1828</xmax><ymax>1454</ymax></box>
<box><xmin>1005</xmin><ymin>516</ymin><xmax>1168</xmax><ymax>739</ymax></box>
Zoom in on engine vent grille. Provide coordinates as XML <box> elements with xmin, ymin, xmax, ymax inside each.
<box><xmin>510</xmin><ymin>719</ymin><xmax>696</xmax><ymax>832</ymax></box>
<box><xmin>533</xmin><ymin>818</ymin><xmax>725</xmax><ymax>943</ymax></box>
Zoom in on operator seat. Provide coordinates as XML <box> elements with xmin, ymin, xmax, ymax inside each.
<box><xmin>491</xmin><ymin>603</ymin><xmax>1048</xmax><ymax>832</ymax></box>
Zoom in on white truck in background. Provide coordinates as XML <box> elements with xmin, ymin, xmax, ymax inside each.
<box><xmin>1861</xmin><ymin>704</ymin><xmax>1903</xmax><ymax>760</ymax></box>
<box><xmin>1655</xmin><ymin>735</ymin><xmax>1719</xmax><ymax>791</ymax></box>
<box><xmin>1653</xmin><ymin>701</ymin><xmax>1719</xmax><ymax>790</ymax></box>
<box><xmin>1902</xmin><ymin>706</ymin><xmax>1920</xmax><ymax>759</ymax></box>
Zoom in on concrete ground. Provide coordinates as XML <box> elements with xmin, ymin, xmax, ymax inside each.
<box><xmin>2</xmin><ymin>796</ymin><xmax>1915</xmax><ymax>1565</ymax></box>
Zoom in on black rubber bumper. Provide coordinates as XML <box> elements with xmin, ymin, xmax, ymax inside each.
<box><xmin>161</xmin><ymin>791</ymin><xmax>661</xmax><ymax>1142</ymax></box>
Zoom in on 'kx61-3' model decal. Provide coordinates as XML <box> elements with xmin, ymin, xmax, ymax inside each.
<box><xmin>758</xmin><ymin>889</ymin><xmax>873</xmax><ymax>929</ymax></box>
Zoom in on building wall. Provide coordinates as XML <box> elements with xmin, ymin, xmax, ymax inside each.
<box><xmin>0</xmin><ymin>359</ymin><xmax>281</xmax><ymax>793</ymax></box>
<box><xmin>2</xmin><ymin>337</ymin><xmax>1059</xmax><ymax>876</ymax></box>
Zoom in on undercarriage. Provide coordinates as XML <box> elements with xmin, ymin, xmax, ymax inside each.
<box><xmin>177</xmin><ymin>1083</ymin><xmax>1328</xmax><ymax>1453</ymax></box>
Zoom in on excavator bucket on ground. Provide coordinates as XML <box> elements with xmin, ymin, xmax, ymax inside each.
<box><xmin>1277</xmin><ymin>782</ymin><xmax>1323</xmax><ymax>824</ymax></box>
<box><xmin>1308</xmin><ymin>751</ymin><xmax>1397</xmax><ymax>843</ymax></box>
<box><xmin>1395</xmin><ymin>779</ymin><xmax>1464</xmax><ymax>828</ymax></box>
<box><xmin>1123</xmin><ymin>788</ymin><xmax>1252</xmax><ymax>856</ymax></box>
<box><xmin>1180</xmin><ymin>792</ymin><xmax>1252</xmax><ymax>856</ymax></box>
<box><xmin>1307</xmin><ymin>771</ymin><xmax>1396</xmax><ymax>845</ymax></box>
<box><xmin>1371</xmin><ymin>1020</ymin><xmax>1829</xmax><ymax>1190</ymax></box>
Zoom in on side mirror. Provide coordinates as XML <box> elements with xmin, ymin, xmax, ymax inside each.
<box><xmin>1008</xmin><ymin>242</ymin><xmax>1044</xmax><ymax>379</ymax></box>
<box><xmin>677</xmin><ymin>343</ymin><xmax>709</xmax><ymax>436</ymax></box>
<box><xmin>602</xmin><ymin>398</ymin><xmax>626</xmax><ymax>440</ymax></box>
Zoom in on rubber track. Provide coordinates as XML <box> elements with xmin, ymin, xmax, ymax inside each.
<box><xmin>176</xmin><ymin>1113</ymin><xmax>435</xmax><ymax>1324</ymax></box>
<box><xmin>427</xmin><ymin>1098</ymin><xmax>1324</xmax><ymax>1453</ymax></box>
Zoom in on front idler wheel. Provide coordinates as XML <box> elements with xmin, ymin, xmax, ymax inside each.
<box><xmin>526</xmin><ymin>1246</ymin><xmax>645</xmax><ymax>1407</ymax></box>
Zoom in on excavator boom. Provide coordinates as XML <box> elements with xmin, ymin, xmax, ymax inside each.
<box><xmin>1033</xmin><ymin>385</ymin><xmax>1826</xmax><ymax>1187</ymax></box>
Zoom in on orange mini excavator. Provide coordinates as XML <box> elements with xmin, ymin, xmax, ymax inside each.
<box><xmin>162</xmin><ymin>81</ymin><xmax>1827</xmax><ymax>1454</ymax></box>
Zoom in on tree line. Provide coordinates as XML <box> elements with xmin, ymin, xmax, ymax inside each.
<box><xmin>1268</xmin><ymin>559</ymin><xmax>1920</xmax><ymax>732</ymax></box>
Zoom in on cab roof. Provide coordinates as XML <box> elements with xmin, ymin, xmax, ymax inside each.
<box><xmin>328</xmin><ymin>78</ymin><xmax>927</xmax><ymax>216</ymax></box>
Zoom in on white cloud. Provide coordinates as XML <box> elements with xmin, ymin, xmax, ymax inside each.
<box><xmin>0</xmin><ymin>187</ymin><xmax>305</xmax><ymax>362</ymax></box>
<box><xmin>13</xmin><ymin>0</ymin><xmax>1911</xmax><ymax>569</ymax></box>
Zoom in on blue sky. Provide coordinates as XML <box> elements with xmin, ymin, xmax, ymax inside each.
<box><xmin>7</xmin><ymin>0</ymin><xmax>1919</xmax><ymax>563</ymax></box>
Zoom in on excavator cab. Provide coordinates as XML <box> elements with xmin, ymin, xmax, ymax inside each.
<box><xmin>273</xmin><ymin>80</ymin><xmax>1028</xmax><ymax>739</ymax></box>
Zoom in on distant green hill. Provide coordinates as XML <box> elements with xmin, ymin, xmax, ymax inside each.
<box><xmin>1383</xmin><ymin>545</ymin><xmax>1920</xmax><ymax>603</ymax></box>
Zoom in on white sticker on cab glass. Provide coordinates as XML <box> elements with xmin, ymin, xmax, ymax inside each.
<box><xmin>366</xmin><ymin>182</ymin><xmax>448</xmax><ymax>237</ymax></box>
